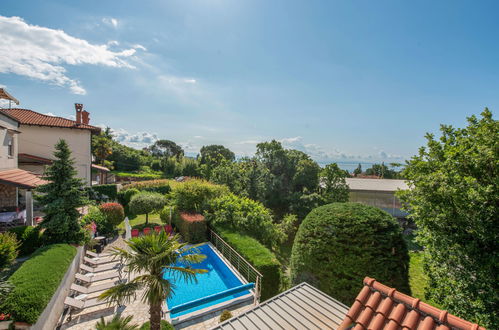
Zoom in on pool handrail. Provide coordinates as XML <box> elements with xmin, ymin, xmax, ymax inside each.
<box><xmin>168</xmin><ymin>282</ymin><xmax>255</xmax><ymax>316</ymax></box>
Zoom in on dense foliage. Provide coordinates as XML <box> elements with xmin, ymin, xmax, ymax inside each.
<box><xmin>206</xmin><ymin>193</ymin><xmax>284</xmax><ymax>248</ymax></box>
<box><xmin>99</xmin><ymin>203</ymin><xmax>125</xmax><ymax>227</ymax></box>
<box><xmin>91</xmin><ymin>184</ymin><xmax>118</xmax><ymax>200</ymax></box>
<box><xmin>1</xmin><ymin>244</ymin><xmax>76</xmax><ymax>324</ymax></box>
<box><xmin>7</xmin><ymin>226</ymin><xmax>42</xmax><ymax>256</ymax></box>
<box><xmin>398</xmin><ymin>109</ymin><xmax>498</xmax><ymax>328</ymax></box>
<box><xmin>35</xmin><ymin>140</ymin><xmax>87</xmax><ymax>244</ymax></box>
<box><xmin>147</xmin><ymin>139</ymin><xmax>184</xmax><ymax>159</ymax></box>
<box><xmin>320</xmin><ymin>163</ymin><xmax>349</xmax><ymax>203</ymax></box>
<box><xmin>139</xmin><ymin>320</ymin><xmax>175</xmax><ymax>330</ymax></box>
<box><xmin>82</xmin><ymin>206</ymin><xmax>113</xmax><ymax>236</ymax></box>
<box><xmin>0</xmin><ymin>232</ymin><xmax>19</xmax><ymax>269</ymax></box>
<box><xmin>173</xmin><ymin>212</ymin><xmax>207</xmax><ymax>243</ymax></box>
<box><xmin>122</xmin><ymin>180</ymin><xmax>172</xmax><ymax>194</ymax></box>
<box><xmin>171</xmin><ymin>179</ymin><xmax>229</xmax><ymax>213</ymax></box>
<box><xmin>129</xmin><ymin>192</ymin><xmax>167</xmax><ymax>224</ymax></box>
<box><xmin>291</xmin><ymin>203</ymin><xmax>409</xmax><ymax>305</ymax></box>
<box><xmin>95</xmin><ymin>315</ymin><xmax>138</xmax><ymax>330</ymax></box>
<box><xmin>213</xmin><ymin>225</ymin><xmax>282</xmax><ymax>301</ymax></box>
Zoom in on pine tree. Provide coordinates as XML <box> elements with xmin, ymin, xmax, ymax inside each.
<box><xmin>36</xmin><ymin>139</ymin><xmax>87</xmax><ymax>244</ymax></box>
<box><xmin>353</xmin><ymin>163</ymin><xmax>362</xmax><ymax>176</ymax></box>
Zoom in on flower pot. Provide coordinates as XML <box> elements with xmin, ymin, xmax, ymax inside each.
<box><xmin>14</xmin><ymin>321</ymin><xmax>30</xmax><ymax>329</ymax></box>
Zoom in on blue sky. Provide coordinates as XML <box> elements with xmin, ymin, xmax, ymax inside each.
<box><xmin>1</xmin><ymin>0</ymin><xmax>498</xmax><ymax>165</ymax></box>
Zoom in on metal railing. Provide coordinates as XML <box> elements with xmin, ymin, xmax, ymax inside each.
<box><xmin>208</xmin><ymin>229</ymin><xmax>262</xmax><ymax>304</ymax></box>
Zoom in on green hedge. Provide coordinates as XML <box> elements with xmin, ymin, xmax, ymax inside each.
<box><xmin>290</xmin><ymin>202</ymin><xmax>409</xmax><ymax>305</ymax></box>
<box><xmin>122</xmin><ymin>179</ymin><xmax>172</xmax><ymax>194</ymax></box>
<box><xmin>113</xmin><ymin>171</ymin><xmax>163</xmax><ymax>180</ymax></box>
<box><xmin>1</xmin><ymin>244</ymin><xmax>77</xmax><ymax>324</ymax></box>
<box><xmin>173</xmin><ymin>213</ymin><xmax>207</xmax><ymax>243</ymax></box>
<box><xmin>91</xmin><ymin>184</ymin><xmax>118</xmax><ymax>200</ymax></box>
<box><xmin>212</xmin><ymin>225</ymin><xmax>282</xmax><ymax>301</ymax></box>
<box><xmin>171</xmin><ymin>179</ymin><xmax>229</xmax><ymax>213</ymax></box>
<box><xmin>7</xmin><ymin>226</ymin><xmax>42</xmax><ymax>256</ymax></box>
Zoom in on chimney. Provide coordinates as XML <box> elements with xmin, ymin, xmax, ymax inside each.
<box><xmin>75</xmin><ymin>103</ymin><xmax>83</xmax><ymax>124</ymax></box>
<box><xmin>82</xmin><ymin>110</ymin><xmax>90</xmax><ymax>125</ymax></box>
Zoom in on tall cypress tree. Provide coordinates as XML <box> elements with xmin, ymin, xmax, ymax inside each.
<box><xmin>36</xmin><ymin>139</ymin><xmax>87</xmax><ymax>244</ymax></box>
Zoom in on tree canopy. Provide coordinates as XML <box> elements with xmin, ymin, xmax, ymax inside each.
<box><xmin>320</xmin><ymin>163</ymin><xmax>349</xmax><ymax>203</ymax></box>
<box><xmin>148</xmin><ymin>140</ymin><xmax>184</xmax><ymax>159</ymax></box>
<box><xmin>398</xmin><ymin>109</ymin><xmax>498</xmax><ymax>328</ymax></box>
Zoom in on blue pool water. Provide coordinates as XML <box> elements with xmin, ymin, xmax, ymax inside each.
<box><xmin>164</xmin><ymin>243</ymin><xmax>251</xmax><ymax>318</ymax></box>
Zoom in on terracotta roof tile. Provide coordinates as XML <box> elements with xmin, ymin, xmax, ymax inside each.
<box><xmin>338</xmin><ymin>277</ymin><xmax>486</xmax><ymax>330</ymax></box>
<box><xmin>0</xmin><ymin>108</ymin><xmax>100</xmax><ymax>132</ymax></box>
<box><xmin>0</xmin><ymin>169</ymin><xmax>47</xmax><ymax>189</ymax></box>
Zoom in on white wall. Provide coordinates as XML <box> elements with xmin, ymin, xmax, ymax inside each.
<box><xmin>0</xmin><ymin>114</ymin><xmax>19</xmax><ymax>171</ymax></box>
<box><xmin>17</xmin><ymin>125</ymin><xmax>92</xmax><ymax>185</ymax></box>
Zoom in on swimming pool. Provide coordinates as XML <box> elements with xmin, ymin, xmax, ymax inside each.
<box><xmin>164</xmin><ymin>243</ymin><xmax>252</xmax><ymax>318</ymax></box>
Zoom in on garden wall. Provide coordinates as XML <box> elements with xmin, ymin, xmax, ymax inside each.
<box><xmin>30</xmin><ymin>246</ymin><xmax>83</xmax><ymax>330</ymax></box>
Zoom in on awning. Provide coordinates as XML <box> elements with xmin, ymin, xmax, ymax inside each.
<box><xmin>91</xmin><ymin>164</ymin><xmax>110</xmax><ymax>172</ymax></box>
<box><xmin>0</xmin><ymin>169</ymin><xmax>47</xmax><ymax>189</ymax></box>
<box><xmin>18</xmin><ymin>153</ymin><xmax>52</xmax><ymax>165</ymax></box>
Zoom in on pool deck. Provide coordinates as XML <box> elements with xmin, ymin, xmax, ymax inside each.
<box><xmin>60</xmin><ymin>237</ymin><xmax>256</xmax><ymax>329</ymax></box>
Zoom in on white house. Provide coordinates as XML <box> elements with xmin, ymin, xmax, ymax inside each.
<box><xmin>0</xmin><ymin>103</ymin><xmax>101</xmax><ymax>186</ymax></box>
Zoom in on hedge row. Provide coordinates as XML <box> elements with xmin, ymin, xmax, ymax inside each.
<box><xmin>173</xmin><ymin>212</ymin><xmax>207</xmax><ymax>243</ymax></box>
<box><xmin>91</xmin><ymin>184</ymin><xmax>118</xmax><ymax>200</ymax></box>
<box><xmin>7</xmin><ymin>226</ymin><xmax>42</xmax><ymax>256</ymax></box>
<box><xmin>122</xmin><ymin>179</ymin><xmax>172</xmax><ymax>194</ymax></box>
<box><xmin>1</xmin><ymin>244</ymin><xmax>77</xmax><ymax>324</ymax></box>
<box><xmin>212</xmin><ymin>225</ymin><xmax>282</xmax><ymax>301</ymax></box>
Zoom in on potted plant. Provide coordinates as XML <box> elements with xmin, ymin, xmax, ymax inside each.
<box><xmin>0</xmin><ymin>313</ymin><xmax>13</xmax><ymax>330</ymax></box>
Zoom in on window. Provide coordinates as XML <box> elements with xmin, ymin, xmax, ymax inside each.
<box><xmin>7</xmin><ymin>133</ymin><xmax>14</xmax><ymax>157</ymax></box>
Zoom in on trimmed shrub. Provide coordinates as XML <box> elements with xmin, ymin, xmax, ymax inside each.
<box><xmin>117</xmin><ymin>188</ymin><xmax>140</xmax><ymax>206</ymax></box>
<box><xmin>129</xmin><ymin>192</ymin><xmax>167</xmax><ymax>224</ymax></box>
<box><xmin>290</xmin><ymin>202</ymin><xmax>410</xmax><ymax>305</ymax></box>
<box><xmin>2</xmin><ymin>244</ymin><xmax>77</xmax><ymax>323</ymax></box>
<box><xmin>0</xmin><ymin>232</ymin><xmax>19</xmax><ymax>269</ymax></box>
<box><xmin>123</xmin><ymin>180</ymin><xmax>172</xmax><ymax>194</ymax></box>
<box><xmin>213</xmin><ymin>225</ymin><xmax>282</xmax><ymax>301</ymax></box>
<box><xmin>99</xmin><ymin>203</ymin><xmax>125</xmax><ymax>227</ymax></box>
<box><xmin>91</xmin><ymin>184</ymin><xmax>118</xmax><ymax>200</ymax></box>
<box><xmin>82</xmin><ymin>206</ymin><xmax>113</xmax><ymax>236</ymax></box>
<box><xmin>113</xmin><ymin>171</ymin><xmax>163</xmax><ymax>180</ymax></box>
<box><xmin>171</xmin><ymin>179</ymin><xmax>229</xmax><ymax>213</ymax></box>
<box><xmin>219</xmin><ymin>310</ymin><xmax>233</xmax><ymax>323</ymax></box>
<box><xmin>8</xmin><ymin>226</ymin><xmax>42</xmax><ymax>256</ymax></box>
<box><xmin>206</xmin><ymin>193</ymin><xmax>283</xmax><ymax>248</ymax></box>
<box><xmin>174</xmin><ymin>212</ymin><xmax>207</xmax><ymax>243</ymax></box>
<box><xmin>159</xmin><ymin>206</ymin><xmax>173</xmax><ymax>224</ymax></box>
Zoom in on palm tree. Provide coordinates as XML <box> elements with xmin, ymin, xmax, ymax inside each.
<box><xmin>99</xmin><ymin>232</ymin><xmax>207</xmax><ymax>330</ymax></box>
<box><xmin>95</xmin><ymin>314</ymin><xmax>138</xmax><ymax>330</ymax></box>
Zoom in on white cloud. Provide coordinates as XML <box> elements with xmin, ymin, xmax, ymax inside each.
<box><xmin>102</xmin><ymin>17</ymin><xmax>119</xmax><ymax>28</ymax></box>
<box><xmin>108</xmin><ymin>127</ymin><xmax>158</xmax><ymax>148</ymax></box>
<box><xmin>44</xmin><ymin>112</ymin><xmax>56</xmax><ymax>116</ymax></box>
<box><xmin>0</xmin><ymin>16</ymin><xmax>144</xmax><ymax>94</ymax></box>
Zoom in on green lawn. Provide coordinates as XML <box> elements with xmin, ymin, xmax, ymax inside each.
<box><xmin>409</xmin><ymin>251</ymin><xmax>426</xmax><ymax>300</ymax></box>
<box><xmin>118</xmin><ymin>213</ymin><xmax>163</xmax><ymax>232</ymax></box>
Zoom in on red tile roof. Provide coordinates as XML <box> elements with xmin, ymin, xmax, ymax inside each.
<box><xmin>0</xmin><ymin>169</ymin><xmax>47</xmax><ymax>189</ymax></box>
<box><xmin>179</xmin><ymin>212</ymin><xmax>205</xmax><ymax>222</ymax></box>
<box><xmin>339</xmin><ymin>277</ymin><xmax>485</xmax><ymax>330</ymax></box>
<box><xmin>0</xmin><ymin>108</ymin><xmax>100</xmax><ymax>132</ymax></box>
<box><xmin>18</xmin><ymin>153</ymin><xmax>53</xmax><ymax>165</ymax></box>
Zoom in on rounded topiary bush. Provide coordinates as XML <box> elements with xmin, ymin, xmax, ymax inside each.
<box><xmin>290</xmin><ymin>202</ymin><xmax>409</xmax><ymax>304</ymax></box>
<box><xmin>99</xmin><ymin>203</ymin><xmax>125</xmax><ymax>227</ymax></box>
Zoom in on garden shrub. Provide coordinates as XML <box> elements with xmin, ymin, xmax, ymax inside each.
<box><xmin>174</xmin><ymin>212</ymin><xmax>207</xmax><ymax>243</ymax></box>
<box><xmin>99</xmin><ymin>203</ymin><xmax>125</xmax><ymax>227</ymax></box>
<box><xmin>290</xmin><ymin>202</ymin><xmax>410</xmax><ymax>305</ymax></box>
<box><xmin>2</xmin><ymin>244</ymin><xmax>76</xmax><ymax>324</ymax></box>
<box><xmin>122</xmin><ymin>179</ymin><xmax>172</xmax><ymax>194</ymax></box>
<box><xmin>91</xmin><ymin>184</ymin><xmax>118</xmax><ymax>200</ymax></box>
<box><xmin>0</xmin><ymin>232</ymin><xmax>19</xmax><ymax>270</ymax></box>
<box><xmin>82</xmin><ymin>206</ymin><xmax>114</xmax><ymax>236</ymax></box>
<box><xmin>129</xmin><ymin>192</ymin><xmax>167</xmax><ymax>224</ymax></box>
<box><xmin>117</xmin><ymin>188</ymin><xmax>140</xmax><ymax>207</ymax></box>
<box><xmin>171</xmin><ymin>179</ymin><xmax>229</xmax><ymax>213</ymax></box>
<box><xmin>159</xmin><ymin>206</ymin><xmax>173</xmax><ymax>224</ymax></box>
<box><xmin>8</xmin><ymin>226</ymin><xmax>42</xmax><ymax>256</ymax></box>
<box><xmin>206</xmin><ymin>193</ymin><xmax>283</xmax><ymax>248</ymax></box>
<box><xmin>213</xmin><ymin>225</ymin><xmax>282</xmax><ymax>301</ymax></box>
<box><xmin>113</xmin><ymin>171</ymin><xmax>163</xmax><ymax>180</ymax></box>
